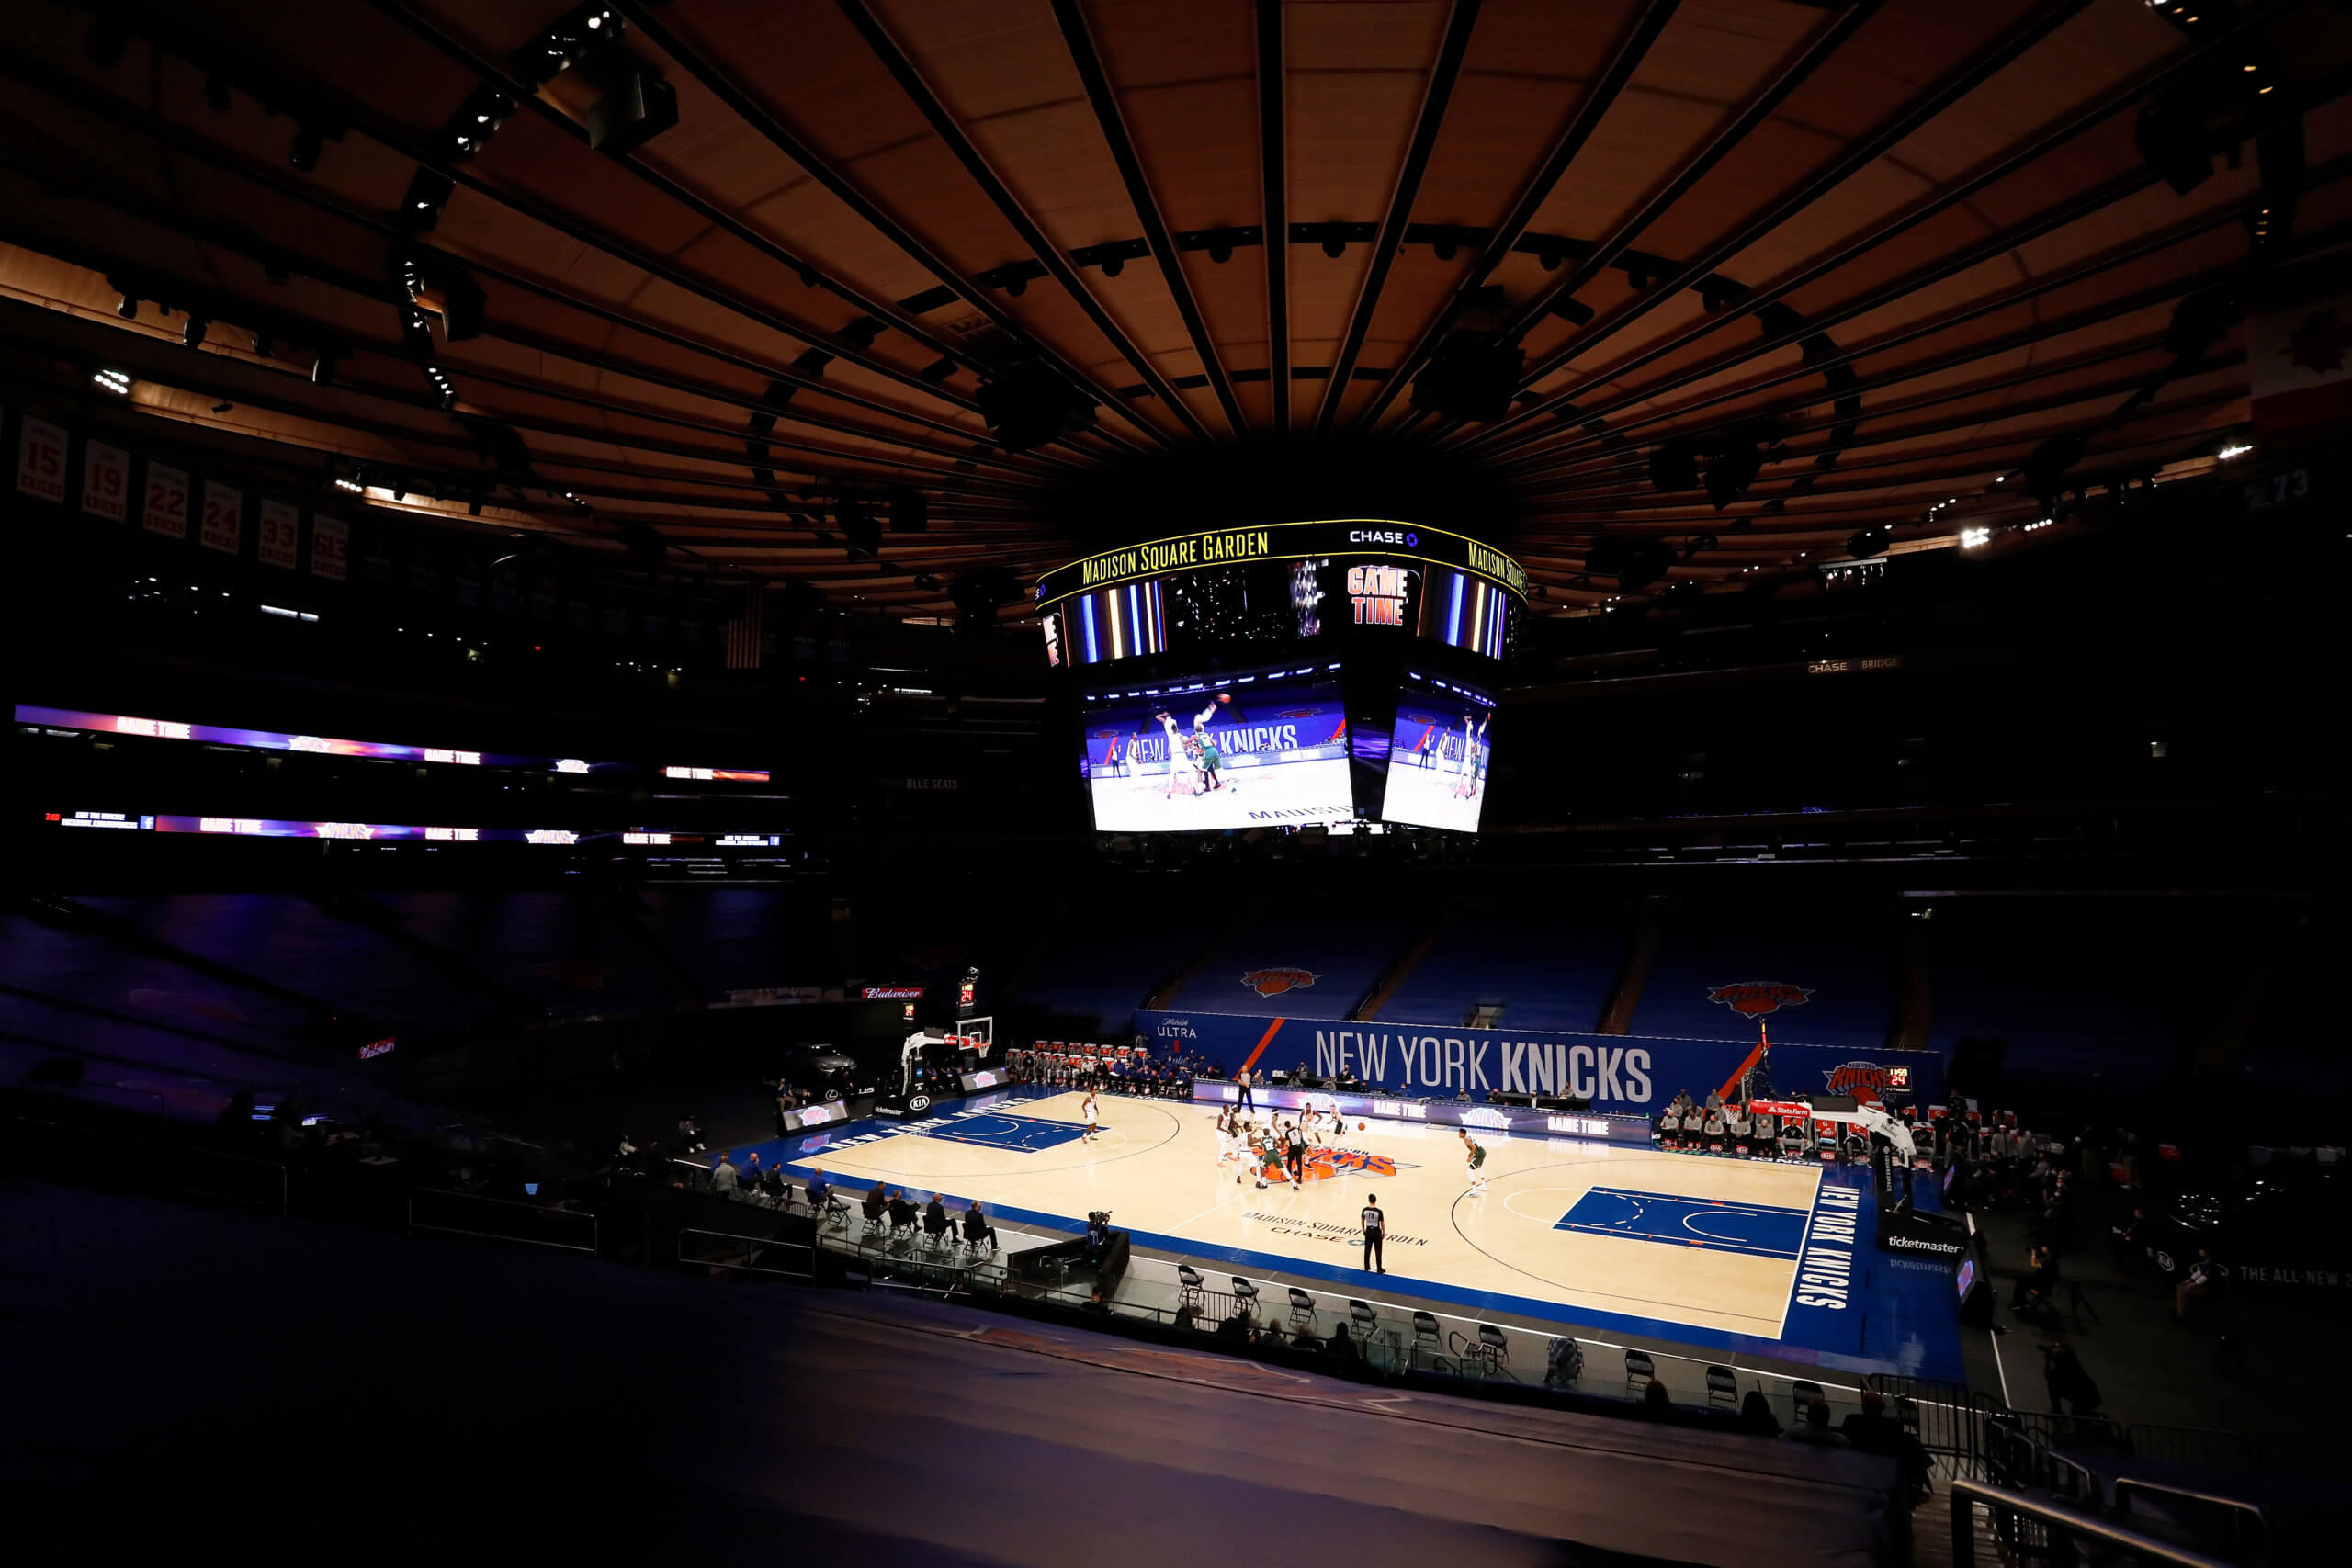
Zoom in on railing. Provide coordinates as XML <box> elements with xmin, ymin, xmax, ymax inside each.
<box><xmin>405</xmin><ymin>1188</ymin><xmax>598</xmax><ymax>1255</ymax></box>
<box><xmin>677</xmin><ymin>1226</ymin><xmax>816</xmax><ymax>1283</ymax></box>
<box><xmin>1950</xmin><ymin>1478</ymin><xmax>2239</xmax><ymax>1568</ymax></box>
<box><xmin>7</xmin><ymin>1114</ymin><xmax>288</xmax><ymax>1213</ymax></box>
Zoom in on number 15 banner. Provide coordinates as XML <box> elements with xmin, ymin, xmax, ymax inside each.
<box><xmin>16</xmin><ymin>416</ymin><xmax>68</xmax><ymax>503</ymax></box>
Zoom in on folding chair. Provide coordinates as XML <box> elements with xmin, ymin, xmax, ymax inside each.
<box><xmin>1475</xmin><ymin>1323</ymin><xmax>1509</xmax><ymax>1375</ymax></box>
<box><xmin>1624</xmin><ymin>1348</ymin><xmax>1656</xmax><ymax>1393</ymax></box>
<box><xmin>1411</xmin><ymin>1310</ymin><xmax>1442</xmax><ymax>1364</ymax></box>
<box><xmin>1177</xmin><ymin>1264</ymin><xmax>1204</xmax><ymax>1308</ymax></box>
<box><xmin>1348</xmin><ymin>1300</ymin><xmax>1378</xmax><ymax>1343</ymax></box>
<box><xmin>1287</xmin><ymin>1287</ymin><xmax>1317</xmax><ymax>1332</ymax></box>
<box><xmin>1792</xmin><ymin>1378</ymin><xmax>1826</xmax><ymax>1418</ymax></box>
<box><xmin>1705</xmin><ymin>1365</ymin><xmax>1739</xmax><ymax>1408</ymax></box>
<box><xmin>1230</xmin><ymin>1277</ymin><xmax>1261</xmax><ymax>1314</ymax></box>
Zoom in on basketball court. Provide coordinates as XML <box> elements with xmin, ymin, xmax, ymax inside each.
<box><xmin>764</xmin><ymin>1088</ymin><xmax>1963</xmax><ymax>1379</ymax></box>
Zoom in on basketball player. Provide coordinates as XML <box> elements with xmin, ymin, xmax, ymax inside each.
<box><xmin>1081</xmin><ymin>1090</ymin><xmax>1100</xmax><ymax>1144</ymax></box>
<box><xmin>1460</xmin><ymin>1128</ymin><xmax>1489</xmax><ymax>1195</ymax></box>
<box><xmin>1103</xmin><ymin>732</ymin><xmax>1123</xmax><ymax>780</ymax></box>
<box><xmin>1193</xmin><ymin>695</ymin><xmax>1228</xmax><ymax>791</ymax></box>
<box><xmin>1216</xmin><ymin>1106</ymin><xmax>1238</xmax><ymax>1167</ymax></box>
<box><xmin>1155</xmin><ymin>711</ymin><xmax>1187</xmax><ymax>797</ymax></box>
<box><xmin>1246</xmin><ymin>1122</ymin><xmax>1269</xmax><ymax>1188</ymax></box>
<box><xmin>1361</xmin><ymin>1193</ymin><xmax>1386</xmax><ymax>1273</ymax></box>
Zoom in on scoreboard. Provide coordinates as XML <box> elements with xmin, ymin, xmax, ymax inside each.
<box><xmin>1043</xmin><ymin>520</ymin><xmax>1523</xmax><ymax>836</ymax></box>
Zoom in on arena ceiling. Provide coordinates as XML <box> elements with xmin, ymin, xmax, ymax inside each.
<box><xmin>0</xmin><ymin>0</ymin><xmax>2346</xmax><ymax>620</ymax></box>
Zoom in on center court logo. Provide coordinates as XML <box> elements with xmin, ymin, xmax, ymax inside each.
<box><xmin>1706</xmin><ymin>980</ymin><xmax>1814</xmax><ymax>1018</ymax></box>
<box><xmin>1299</xmin><ymin>1146</ymin><xmax>1400</xmax><ymax>1181</ymax></box>
<box><xmin>1242</xmin><ymin>966</ymin><xmax>1319</xmax><ymax>996</ymax></box>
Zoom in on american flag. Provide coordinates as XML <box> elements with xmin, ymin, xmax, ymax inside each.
<box><xmin>725</xmin><ymin>583</ymin><xmax>763</xmax><ymax>669</ymax></box>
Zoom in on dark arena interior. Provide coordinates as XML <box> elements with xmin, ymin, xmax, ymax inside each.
<box><xmin>5</xmin><ymin>1</ymin><xmax>2351</xmax><ymax>1562</ymax></box>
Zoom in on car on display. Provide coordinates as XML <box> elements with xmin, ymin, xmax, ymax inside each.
<box><xmin>2115</xmin><ymin>1160</ymin><xmax>2350</xmax><ymax>1292</ymax></box>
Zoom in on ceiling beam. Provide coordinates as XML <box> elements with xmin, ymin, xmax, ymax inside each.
<box><xmin>1347</xmin><ymin>0</ymin><xmax>1683</xmax><ymax>434</ymax></box>
<box><xmin>1256</xmin><ymin>0</ymin><xmax>1290</xmax><ymax>437</ymax></box>
<box><xmin>1050</xmin><ymin>0</ymin><xmax>1247</xmax><ymax>437</ymax></box>
<box><xmin>1500</xmin><ymin>0</ymin><xmax>2090</xmax><ymax>406</ymax></box>
<box><xmin>368</xmin><ymin>0</ymin><xmax>998</xmax><ymax>394</ymax></box>
<box><xmin>1312</xmin><ymin>0</ymin><xmax>1486</xmax><ymax>435</ymax></box>
<box><xmin>1487</xmin><ymin>140</ymin><xmax>2352</xmax><ymax>472</ymax></box>
<box><xmin>607</xmin><ymin>0</ymin><xmax>1155</xmax><ymax>453</ymax></box>
<box><xmin>830</xmin><ymin>0</ymin><xmax>1216</xmax><ymax>444</ymax></box>
<box><xmin>1476</xmin><ymin>0</ymin><xmax>2320</xmax><ymax>451</ymax></box>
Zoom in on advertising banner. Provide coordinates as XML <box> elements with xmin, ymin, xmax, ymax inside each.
<box><xmin>1136</xmin><ymin>1008</ymin><xmax>1942</xmax><ymax>1118</ymax></box>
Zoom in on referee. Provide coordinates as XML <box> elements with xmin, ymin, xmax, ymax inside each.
<box><xmin>1361</xmin><ymin>1193</ymin><xmax>1386</xmax><ymax>1274</ymax></box>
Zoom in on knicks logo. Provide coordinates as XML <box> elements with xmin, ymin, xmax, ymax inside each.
<box><xmin>1301</xmin><ymin>1147</ymin><xmax>1398</xmax><ymax>1181</ymax></box>
<box><xmin>1242</xmin><ymin>966</ymin><xmax>1319</xmax><ymax>996</ymax></box>
<box><xmin>1707</xmin><ymin>980</ymin><xmax>1814</xmax><ymax>1017</ymax></box>
<box><xmin>1823</xmin><ymin>1060</ymin><xmax>1907</xmax><ymax>1104</ymax></box>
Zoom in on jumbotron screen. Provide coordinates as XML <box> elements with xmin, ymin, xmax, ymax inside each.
<box><xmin>1037</xmin><ymin>520</ymin><xmax>1524</xmax><ymax>670</ymax></box>
<box><xmin>1080</xmin><ymin>669</ymin><xmax>1354</xmax><ymax>832</ymax></box>
<box><xmin>1380</xmin><ymin>674</ymin><xmax>1496</xmax><ymax>833</ymax></box>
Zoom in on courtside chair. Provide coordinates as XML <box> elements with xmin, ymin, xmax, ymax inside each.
<box><xmin>1624</xmin><ymin>1348</ymin><xmax>1656</xmax><ymax>1394</ymax></box>
<box><xmin>1706</xmin><ymin>1365</ymin><xmax>1739</xmax><ymax>1407</ymax></box>
<box><xmin>1792</xmin><ymin>1378</ymin><xmax>1826</xmax><ymax>1417</ymax></box>
<box><xmin>1476</xmin><ymin>1323</ymin><xmax>1509</xmax><ymax>1375</ymax></box>
<box><xmin>1177</xmin><ymin>1264</ymin><xmax>1204</xmax><ymax>1308</ymax></box>
<box><xmin>1348</xmin><ymin>1300</ymin><xmax>1377</xmax><ymax>1343</ymax></box>
<box><xmin>1231</xmin><ymin>1277</ymin><xmax>1261</xmax><ymax>1313</ymax></box>
<box><xmin>1410</xmin><ymin>1310</ymin><xmax>1442</xmax><ymax>1366</ymax></box>
<box><xmin>1287</xmin><ymin>1287</ymin><xmax>1317</xmax><ymax>1331</ymax></box>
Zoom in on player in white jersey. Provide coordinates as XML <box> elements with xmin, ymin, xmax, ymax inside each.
<box><xmin>1156</xmin><ymin>711</ymin><xmax>1191</xmax><ymax>797</ymax></box>
<box><xmin>1453</xmin><ymin>713</ymin><xmax>1487</xmax><ymax>797</ymax></box>
<box><xmin>1081</xmin><ymin>1092</ymin><xmax>1100</xmax><ymax>1143</ymax></box>
<box><xmin>1216</xmin><ymin>1106</ymin><xmax>1237</xmax><ymax>1166</ymax></box>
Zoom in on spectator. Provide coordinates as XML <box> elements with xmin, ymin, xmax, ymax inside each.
<box><xmin>1216</xmin><ymin>1304</ymin><xmax>1253</xmax><ymax>1344</ymax></box>
<box><xmin>888</xmin><ymin>1190</ymin><xmax>917</xmax><ymax>1232</ymax></box>
<box><xmin>807</xmin><ymin>1168</ymin><xmax>832</xmax><ymax>1213</ymax></box>
<box><xmin>1842</xmin><ymin>1390</ymin><xmax>1902</xmax><ymax>1454</ymax></box>
<box><xmin>863</xmin><ymin>1181</ymin><xmax>888</xmax><ymax>1226</ymax></box>
<box><xmin>710</xmin><ymin>1151</ymin><xmax>740</xmax><ymax>1193</ymax></box>
<box><xmin>616</xmin><ymin>1133</ymin><xmax>638</xmax><ymax>1159</ymax></box>
<box><xmin>1081</xmin><ymin>1286</ymin><xmax>1112</xmax><ymax>1315</ymax></box>
<box><xmin>1784</xmin><ymin>1400</ymin><xmax>1849</xmax><ymax>1447</ymax></box>
<box><xmin>1639</xmin><ymin>1380</ymin><xmax>1677</xmax><ymax>1422</ymax></box>
<box><xmin>1173</xmin><ymin>1300</ymin><xmax>1200</xmax><ymax>1332</ymax></box>
<box><xmin>962</xmin><ymin>1201</ymin><xmax>998</xmax><ymax>1253</ymax></box>
<box><xmin>1326</xmin><ymin>1323</ymin><xmax>1359</xmax><ymax>1362</ymax></box>
<box><xmin>1738</xmin><ymin>1391</ymin><xmax>1781</xmax><ymax>1437</ymax></box>
<box><xmin>678</xmin><ymin>1115</ymin><xmax>707</xmax><ymax>1155</ymax></box>
<box><xmin>742</xmin><ymin>1152</ymin><xmax>763</xmax><ymax>1190</ymax></box>
<box><xmin>923</xmin><ymin>1194</ymin><xmax>950</xmax><ymax>1241</ymax></box>
<box><xmin>760</xmin><ymin>1165</ymin><xmax>786</xmax><ymax>1203</ymax></box>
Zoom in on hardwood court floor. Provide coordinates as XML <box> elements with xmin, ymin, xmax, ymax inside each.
<box><xmin>797</xmin><ymin>1092</ymin><xmax>1826</xmax><ymax>1341</ymax></box>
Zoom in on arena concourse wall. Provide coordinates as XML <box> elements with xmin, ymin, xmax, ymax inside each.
<box><xmin>1136</xmin><ymin>1009</ymin><xmax>1945</xmax><ymax>1116</ymax></box>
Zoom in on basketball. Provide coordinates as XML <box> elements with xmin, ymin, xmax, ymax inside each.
<box><xmin>1358</xmin><ymin>1122</ymin><xmax>1366</xmax><ymax>1131</ymax></box>
<box><xmin>1216</xmin><ymin>692</ymin><xmax>1230</xmax><ymax>703</ymax></box>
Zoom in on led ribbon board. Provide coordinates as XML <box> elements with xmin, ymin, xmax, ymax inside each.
<box><xmin>1033</xmin><ymin>519</ymin><xmax>1527</xmax><ymax>611</ymax></box>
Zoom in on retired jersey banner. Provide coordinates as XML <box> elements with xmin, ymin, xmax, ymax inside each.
<box><xmin>143</xmin><ymin>463</ymin><xmax>189</xmax><ymax>538</ymax></box>
<box><xmin>199</xmin><ymin>479</ymin><xmax>243</xmax><ymax>554</ymax></box>
<box><xmin>17</xmin><ymin>416</ymin><xmax>68</xmax><ymax>502</ymax></box>
<box><xmin>1136</xmin><ymin>1009</ymin><xmax>1943</xmax><ymax>1117</ymax></box>
<box><xmin>82</xmin><ymin>440</ymin><xmax>129</xmax><ymax>521</ymax></box>
<box><xmin>257</xmin><ymin>499</ymin><xmax>300</xmax><ymax>569</ymax></box>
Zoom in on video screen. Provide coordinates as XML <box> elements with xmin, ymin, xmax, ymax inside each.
<box><xmin>1080</xmin><ymin>671</ymin><xmax>1354</xmax><ymax>832</ymax></box>
<box><xmin>1380</xmin><ymin>674</ymin><xmax>1495</xmax><ymax>833</ymax></box>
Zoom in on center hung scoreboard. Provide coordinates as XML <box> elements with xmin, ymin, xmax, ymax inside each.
<box><xmin>1033</xmin><ymin>520</ymin><xmax>1527</xmax><ymax>836</ymax></box>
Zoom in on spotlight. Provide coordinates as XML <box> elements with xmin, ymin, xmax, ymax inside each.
<box><xmin>2216</xmin><ymin>443</ymin><xmax>2253</xmax><ymax>461</ymax></box>
<box><xmin>117</xmin><ymin>293</ymin><xmax>140</xmax><ymax>320</ymax></box>
<box><xmin>92</xmin><ymin>368</ymin><xmax>131</xmax><ymax>395</ymax></box>
<box><xmin>1960</xmin><ymin>526</ymin><xmax>1990</xmax><ymax>550</ymax></box>
<box><xmin>183</xmin><ymin>317</ymin><xmax>210</xmax><ymax>350</ymax></box>
<box><xmin>312</xmin><ymin>350</ymin><xmax>341</xmax><ymax>386</ymax></box>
